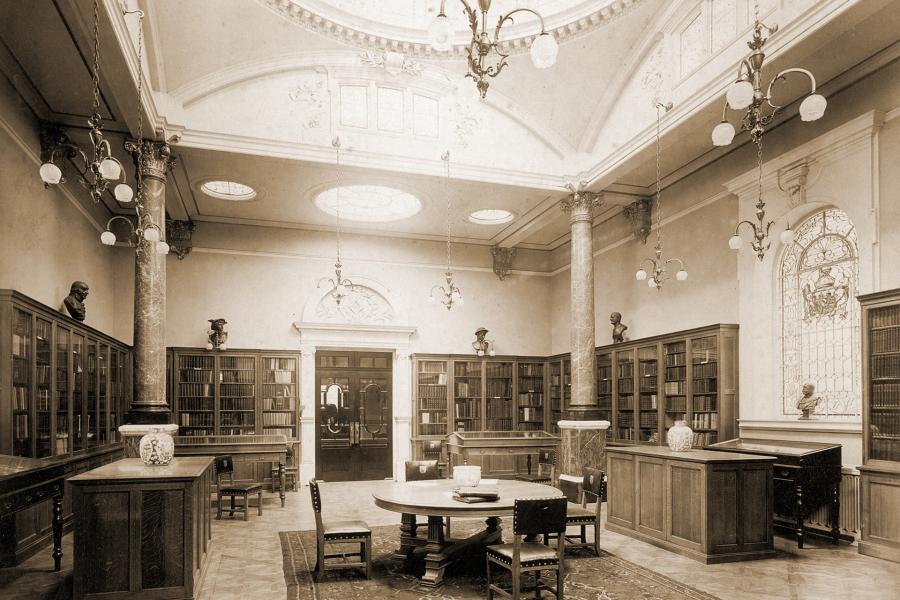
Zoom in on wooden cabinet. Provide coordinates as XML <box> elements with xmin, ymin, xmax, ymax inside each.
<box><xmin>171</xmin><ymin>348</ymin><xmax>300</xmax><ymax>439</ymax></box>
<box><xmin>858</xmin><ymin>289</ymin><xmax>900</xmax><ymax>562</ymax></box>
<box><xmin>70</xmin><ymin>457</ymin><xmax>213</xmax><ymax>599</ymax></box>
<box><xmin>606</xmin><ymin>446</ymin><xmax>775</xmax><ymax>563</ymax></box>
<box><xmin>0</xmin><ymin>290</ymin><xmax>132</xmax><ymax>458</ymax></box>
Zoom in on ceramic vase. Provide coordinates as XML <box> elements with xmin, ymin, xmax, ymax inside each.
<box><xmin>139</xmin><ymin>427</ymin><xmax>175</xmax><ymax>466</ymax></box>
<box><xmin>666</xmin><ymin>420</ymin><xmax>694</xmax><ymax>452</ymax></box>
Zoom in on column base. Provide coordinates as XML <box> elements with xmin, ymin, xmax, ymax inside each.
<box><xmin>118</xmin><ymin>424</ymin><xmax>178</xmax><ymax>458</ymax></box>
<box><xmin>565</xmin><ymin>407</ymin><xmax>605</xmax><ymax>421</ymax></box>
<box><xmin>125</xmin><ymin>407</ymin><xmax>172</xmax><ymax>426</ymax></box>
<box><xmin>557</xmin><ymin>420</ymin><xmax>610</xmax><ymax>482</ymax></box>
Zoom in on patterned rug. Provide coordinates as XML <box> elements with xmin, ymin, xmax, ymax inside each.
<box><xmin>279</xmin><ymin>522</ymin><xmax>721</xmax><ymax>600</ymax></box>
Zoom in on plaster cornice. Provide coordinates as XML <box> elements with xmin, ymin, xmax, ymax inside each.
<box><xmin>257</xmin><ymin>0</ymin><xmax>646</xmax><ymax>59</ymax></box>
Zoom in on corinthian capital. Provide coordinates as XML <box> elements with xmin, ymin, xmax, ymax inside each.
<box><xmin>124</xmin><ymin>139</ymin><xmax>176</xmax><ymax>182</ymax></box>
<box><xmin>561</xmin><ymin>188</ymin><xmax>603</xmax><ymax>223</ymax></box>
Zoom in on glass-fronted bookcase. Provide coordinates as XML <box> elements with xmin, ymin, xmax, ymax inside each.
<box><xmin>858</xmin><ymin>290</ymin><xmax>900</xmax><ymax>563</ymax></box>
<box><xmin>0</xmin><ymin>290</ymin><xmax>131</xmax><ymax>458</ymax></box>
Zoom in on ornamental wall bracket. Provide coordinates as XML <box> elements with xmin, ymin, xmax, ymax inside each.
<box><xmin>777</xmin><ymin>160</ymin><xmax>810</xmax><ymax>208</ymax></box>
<box><xmin>359</xmin><ymin>49</ymin><xmax>423</xmax><ymax>77</ymax></box>
<box><xmin>491</xmin><ymin>246</ymin><xmax>517</xmax><ymax>281</ymax></box>
<box><xmin>623</xmin><ymin>198</ymin><xmax>653</xmax><ymax>244</ymax></box>
<box><xmin>165</xmin><ymin>219</ymin><xmax>195</xmax><ymax>260</ymax></box>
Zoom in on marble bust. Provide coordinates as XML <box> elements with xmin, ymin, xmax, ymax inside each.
<box><xmin>796</xmin><ymin>383</ymin><xmax>822</xmax><ymax>419</ymax></box>
<box><xmin>610</xmin><ymin>312</ymin><xmax>628</xmax><ymax>343</ymax></box>
<box><xmin>63</xmin><ymin>281</ymin><xmax>89</xmax><ymax>321</ymax></box>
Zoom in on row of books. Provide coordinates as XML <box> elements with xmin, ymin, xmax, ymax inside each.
<box><xmin>666</xmin><ymin>397</ymin><xmax>688</xmax><ymax>412</ymax></box>
<box><xmin>639</xmin><ymin>361</ymin><xmax>657</xmax><ymax>376</ymax></box>
<box><xmin>872</xmin><ymin>355</ymin><xmax>900</xmax><ymax>379</ymax></box>
<box><xmin>871</xmin><ymin>411</ymin><xmax>900</xmax><ymax>436</ymax></box>
<box><xmin>221</xmin><ymin>398</ymin><xmax>255</xmax><ymax>411</ymax></box>
<box><xmin>179</xmin><ymin>357</ymin><xmax>215</xmax><ymax>370</ymax></box>
<box><xmin>221</xmin><ymin>428</ymin><xmax>254</xmax><ymax>435</ymax></box>
<box><xmin>420</xmin><ymin>398</ymin><xmax>446</xmax><ymax>411</ymax></box>
<box><xmin>618</xmin><ymin>400</ymin><xmax>635</xmax><ymax>411</ymax></box>
<box><xmin>518</xmin><ymin>364</ymin><xmax>543</xmax><ymax>377</ymax></box>
<box><xmin>691</xmin><ymin>432</ymin><xmax>718</xmax><ymax>447</ymax></box>
<box><xmin>180</xmin><ymin>370</ymin><xmax>214</xmax><ymax>383</ymax></box>
<box><xmin>179</xmin><ymin>398</ymin><xmax>215</xmax><ymax>411</ymax></box>
<box><xmin>485</xmin><ymin>364</ymin><xmax>513</xmax><ymax>377</ymax></box>
<box><xmin>664</xmin><ymin>381</ymin><xmax>686</xmax><ymax>395</ymax></box>
<box><xmin>265</xmin><ymin>370</ymin><xmax>295</xmax><ymax>384</ymax></box>
<box><xmin>486</xmin><ymin>381</ymin><xmax>512</xmax><ymax>397</ymax></box>
<box><xmin>455</xmin><ymin>381</ymin><xmax>478</xmax><ymax>396</ymax></box>
<box><xmin>419</xmin><ymin>411</ymin><xmax>447</xmax><ymax>424</ymax></box>
<box><xmin>519</xmin><ymin>407</ymin><xmax>543</xmax><ymax>422</ymax></box>
<box><xmin>220</xmin><ymin>413</ymin><xmax>254</xmax><ymax>426</ymax></box>
<box><xmin>871</xmin><ymin>306</ymin><xmax>900</xmax><ymax>328</ymax></box>
<box><xmin>872</xmin><ymin>382</ymin><xmax>900</xmax><ymax>406</ymax></box>
<box><xmin>871</xmin><ymin>328</ymin><xmax>900</xmax><ymax>353</ymax></box>
<box><xmin>454</xmin><ymin>399</ymin><xmax>481</xmax><ymax>419</ymax></box>
<box><xmin>618</xmin><ymin>379</ymin><xmax>635</xmax><ymax>393</ymax></box>
<box><xmin>597</xmin><ymin>398</ymin><xmax>612</xmax><ymax>409</ymax></box>
<box><xmin>265</xmin><ymin>358</ymin><xmax>296</xmax><ymax>370</ymax></box>
<box><xmin>639</xmin><ymin>395</ymin><xmax>658</xmax><ymax>410</ymax></box>
<box><xmin>665</xmin><ymin>351</ymin><xmax>687</xmax><ymax>367</ymax></box>
<box><xmin>598</xmin><ymin>382</ymin><xmax>613</xmax><ymax>394</ymax></box>
<box><xmin>455</xmin><ymin>364</ymin><xmax>482</xmax><ymax>377</ymax></box>
<box><xmin>180</xmin><ymin>383</ymin><xmax>214</xmax><ymax>397</ymax></box>
<box><xmin>692</xmin><ymin>362</ymin><xmax>718</xmax><ymax>378</ymax></box>
<box><xmin>618</xmin><ymin>363</ymin><xmax>635</xmax><ymax>378</ymax></box>
<box><xmin>454</xmin><ymin>420</ymin><xmax>479</xmax><ymax>432</ymax></box>
<box><xmin>618</xmin><ymin>413</ymin><xmax>634</xmax><ymax>426</ymax></box>
<box><xmin>639</xmin><ymin>379</ymin><xmax>657</xmax><ymax>393</ymax></box>
<box><xmin>639</xmin><ymin>413</ymin><xmax>658</xmax><ymax>427</ymax></box>
<box><xmin>180</xmin><ymin>413</ymin><xmax>214</xmax><ymax>427</ymax></box>
<box><xmin>13</xmin><ymin>386</ymin><xmax>29</xmax><ymax>410</ymax></box>
<box><xmin>262</xmin><ymin>412</ymin><xmax>294</xmax><ymax>426</ymax></box>
<box><xmin>486</xmin><ymin>418</ymin><xmax>513</xmax><ymax>430</ymax></box>
<box><xmin>665</xmin><ymin>366</ymin><xmax>687</xmax><ymax>380</ymax></box>
<box><xmin>220</xmin><ymin>371</ymin><xmax>255</xmax><ymax>384</ymax></box>
<box><xmin>179</xmin><ymin>429</ymin><xmax>214</xmax><ymax>436</ymax></box>
<box><xmin>486</xmin><ymin>400</ymin><xmax>512</xmax><ymax>419</ymax></box>
<box><xmin>617</xmin><ymin>427</ymin><xmax>635</xmax><ymax>440</ymax></box>
<box><xmin>219</xmin><ymin>357</ymin><xmax>255</xmax><ymax>370</ymax></box>
<box><xmin>418</xmin><ymin>385</ymin><xmax>448</xmax><ymax>399</ymax></box>
<box><xmin>694</xmin><ymin>395</ymin><xmax>719</xmax><ymax>410</ymax></box>
<box><xmin>692</xmin><ymin>380</ymin><xmax>719</xmax><ymax>394</ymax></box>
<box><xmin>420</xmin><ymin>373</ymin><xmax>448</xmax><ymax>385</ymax></box>
<box><xmin>691</xmin><ymin>412</ymin><xmax>719</xmax><ymax>430</ymax></box>
<box><xmin>518</xmin><ymin>393</ymin><xmax>543</xmax><ymax>402</ymax></box>
<box><xmin>220</xmin><ymin>384</ymin><xmax>255</xmax><ymax>396</ymax></box>
<box><xmin>419</xmin><ymin>361</ymin><xmax>448</xmax><ymax>374</ymax></box>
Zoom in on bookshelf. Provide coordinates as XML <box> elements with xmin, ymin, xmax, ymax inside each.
<box><xmin>663</xmin><ymin>340</ymin><xmax>688</xmax><ymax>437</ymax></box>
<box><xmin>859</xmin><ymin>290</ymin><xmax>900</xmax><ymax>562</ymax></box>
<box><xmin>596</xmin><ymin>352</ymin><xmax>612</xmax><ymax>422</ymax></box>
<box><xmin>517</xmin><ymin>362</ymin><xmax>545</xmax><ymax>432</ymax></box>
<box><xmin>616</xmin><ymin>350</ymin><xmax>635</xmax><ymax>441</ymax></box>
<box><xmin>453</xmin><ymin>360</ymin><xmax>482</xmax><ymax>432</ymax></box>
<box><xmin>637</xmin><ymin>346</ymin><xmax>659</xmax><ymax>442</ymax></box>
<box><xmin>690</xmin><ymin>335</ymin><xmax>719</xmax><ymax>447</ymax></box>
<box><xmin>0</xmin><ymin>290</ymin><xmax>132</xmax><ymax>458</ymax></box>
<box><xmin>417</xmin><ymin>360</ymin><xmax>449</xmax><ymax>437</ymax></box>
<box><xmin>172</xmin><ymin>349</ymin><xmax>300</xmax><ymax>438</ymax></box>
<box><xmin>549</xmin><ymin>359</ymin><xmax>563</xmax><ymax>433</ymax></box>
<box><xmin>485</xmin><ymin>361</ymin><xmax>513</xmax><ymax>431</ymax></box>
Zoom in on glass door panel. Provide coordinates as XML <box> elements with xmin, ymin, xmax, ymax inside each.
<box><xmin>86</xmin><ymin>341</ymin><xmax>97</xmax><ymax>447</ymax></box>
<box><xmin>596</xmin><ymin>353</ymin><xmax>612</xmax><ymax>423</ymax></box>
<box><xmin>218</xmin><ymin>355</ymin><xmax>256</xmax><ymax>435</ymax></box>
<box><xmin>691</xmin><ymin>335</ymin><xmax>719</xmax><ymax>447</ymax></box>
<box><xmin>453</xmin><ymin>361</ymin><xmax>482</xmax><ymax>432</ymax></box>
<box><xmin>637</xmin><ymin>346</ymin><xmax>659</xmax><ymax>442</ymax></box>
<box><xmin>485</xmin><ymin>361</ymin><xmax>513</xmax><ymax>431</ymax></box>
<box><xmin>72</xmin><ymin>334</ymin><xmax>85</xmax><ymax>451</ymax></box>
<box><xmin>549</xmin><ymin>361</ymin><xmax>562</xmax><ymax>433</ymax></box>
<box><xmin>261</xmin><ymin>356</ymin><xmax>298</xmax><ymax>439</ymax></box>
<box><xmin>177</xmin><ymin>354</ymin><xmax>215</xmax><ymax>436</ymax></box>
<box><xmin>98</xmin><ymin>344</ymin><xmax>109</xmax><ymax>444</ymax></box>
<box><xmin>56</xmin><ymin>327</ymin><xmax>70</xmax><ymax>455</ymax></box>
<box><xmin>359</xmin><ymin>377</ymin><xmax>389</xmax><ymax>448</ymax></box>
<box><xmin>35</xmin><ymin>318</ymin><xmax>52</xmax><ymax>457</ymax></box>
<box><xmin>12</xmin><ymin>309</ymin><xmax>32</xmax><ymax>457</ymax></box>
<box><xmin>663</xmin><ymin>341</ymin><xmax>688</xmax><ymax>438</ymax></box>
<box><xmin>517</xmin><ymin>362</ymin><xmax>544</xmax><ymax>432</ymax></box>
<box><xmin>319</xmin><ymin>376</ymin><xmax>351</xmax><ymax>447</ymax></box>
<box><xmin>869</xmin><ymin>305</ymin><xmax>900</xmax><ymax>461</ymax></box>
<box><xmin>417</xmin><ymin>360</ymin><xmax>448</xmax><ymax>436</ymax></box>
<box><xmin>616</xmin><ymin>350</ymin><xmax>635</xmax><ymax>441</ymax></box>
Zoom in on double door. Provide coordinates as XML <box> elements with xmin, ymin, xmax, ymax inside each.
<box><xmin>316</xmin><ymin>351</ymin><xmax>392</xmax><ymax>481</ymax></box>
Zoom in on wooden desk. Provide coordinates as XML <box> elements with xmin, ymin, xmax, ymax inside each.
<box><xmin>606</xmin><ymin>446</ymin><xmax>776</xmax><ymax>564</ymax></box>
<box><xmin>373</xmin><ymin>479</ymin><xmax>563</xmax><ymax>587</ymax></box>
<box><xmin>446</xmin><ymin>431</ymin><xmax>560</xmax><ymax>477</ymax></box>
<box><xmin>173</xmin><ymin>435</ymin><xmax>287</xmax><ymax>507</ymax></box>
<box><xmin>70</xmin><ymin>458</ymin><xmax>213</xmax><ymax>600</ymax></box>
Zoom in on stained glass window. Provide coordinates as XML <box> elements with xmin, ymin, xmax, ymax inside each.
<box><xmin>779</xmin><ymin>209</ymin><xmax>860</xmax><ymax>417</ymax></box>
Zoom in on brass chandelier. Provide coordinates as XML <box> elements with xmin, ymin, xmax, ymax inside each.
<box><xmin>428</xmin><ymin>152</ymin><xmax>464</xmax><ymax>310</ymax></box>
<box><xmin>713</xmin><ymin>0</ymin><xmax>825</xmax><ymax>260</ymax></box>
<box><xmin>317</xmin><ymin>137</ymin><xmax>355</xmax><ymax>305</ymax></box>
<box><xmin>635</xmin><ymin>102</ymin><xmax>687</xmax><ymax>290</ymax></box>
<box><xmin>428</xmin><ymin>0</ymin><xmax>559</xmax><ymax>98</ymax></box>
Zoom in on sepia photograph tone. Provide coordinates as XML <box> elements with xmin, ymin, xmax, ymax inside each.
<box><xmin>0</xmin><ymin>0</ymin><xmax>899</xmax><ymax>599</ymax></box>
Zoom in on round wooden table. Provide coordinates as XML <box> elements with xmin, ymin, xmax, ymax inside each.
<box><xmin>373</xmin><ymin>479</ymin><xmax>562</xmax><ymax>587</ymax></box>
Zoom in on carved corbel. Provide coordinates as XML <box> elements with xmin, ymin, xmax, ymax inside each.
<box><xmin>165</xmin><ymin>219</ymin><xmax>195</xmax><ymax>260</ymax></box>
<box><xmin>778</xmin><ymin>160</ymin><xmax>810</xmax><ymax>208</ymax></box>
<box><xmin>623</xmin><ymin>198</ymin><xmax>652</xmax><ymax>244</ymax></box>
<box><xmin>491</xmin><ymin>246</ymin><xmax>517</xmax><ymax>281</ymax></box>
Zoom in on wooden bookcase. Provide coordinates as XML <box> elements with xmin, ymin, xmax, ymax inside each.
<box><xmin>0</xmin><ymin>290</ymin><xmax>131</xmax><ymax>458</ymax></box>
<box><xmin>858</xmin><ymin>290</ymin><xmax>900</xmax><ymax>563</ymax></box>
<box><xmin>546</xmin><ymin>356</ymin><xmax>570</xmax><ymax>433</ymax></box>
<box><xmin>516</xmin><ymin>361</ymin><xmax>545</xmax><ymax>432</ymax></box>
<box><xmin>171</xmin><ymin>348</ymin><xmax>300</xmax><ymax>439</ymax></box>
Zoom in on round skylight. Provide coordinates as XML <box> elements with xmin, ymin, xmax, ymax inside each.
<box><xmin>314</xmin><ymin>185</ymin><xmax>422</xmax><ymax>222</ymax></box>
<box><xmin>468</xmin><ymin>209</ymin><xmax>514</xmax><ymax>225</ymax></box>
<box><xmin>201</xmin><ymin>180</ymin><xmax>257</xmax><ymax>201</ymax></box>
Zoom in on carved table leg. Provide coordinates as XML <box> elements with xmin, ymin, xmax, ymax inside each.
<box><xmin>422</xmin><ymin>516</ymin><xmax>448</xmax><ymax>587</ymax></box>
<box><xmin>831</xmin><ymin>481</ymin><xmax>840</xmax><ymax>545</ymax></box>
<box><xmin>394</xmin><ymin>513</ymin><xmax>419</xmax><ymax>562</ymax></box>
<box><xmin>795</xmin><ymin>484</ymin><xmax>804</xmax><ymax>549</ymax></box>
<box><xmin>279</xmin><ymin>462</ymin><xmax>286</xmax><ymax>508</ymax></box>
<box><xmin>52</xmin><ymin>494</ymin><xmax>63</xmax><ymax>572</ymax></box>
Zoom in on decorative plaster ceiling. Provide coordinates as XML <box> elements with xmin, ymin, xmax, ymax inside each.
<box><xmin>257</xmin><ymin>0</ymin><xmax>648</xmax><ymax>57</ymax></box>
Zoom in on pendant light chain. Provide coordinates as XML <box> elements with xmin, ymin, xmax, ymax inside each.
<box><xmin>90</xmin><ymin>0</ymin><xmax>102</xmax><ymax>118</ymax></box>
<box><xmin>335</xmin><ymin>140</ymin><xmax>342</xmax><ymax>265</ymax></box>
<box><xmin>755</xmin><ymin>135</ymin><xmax>764</xmax><ymax>213</ymax></box>
<box><xmin>444</xmin><ymin>152</ymin><xmax>451</xmax><ymax>272</ymax></box>
<box><xmin>654</xmin><ymin>103</ymin><xmax>663</xmax><ymax>250</ymax></box>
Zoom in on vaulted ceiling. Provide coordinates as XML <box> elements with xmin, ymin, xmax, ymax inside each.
<box><xmin>2</xmin><ymin>0</ymin><xmax>897</xmax><ymax>251</ymax></box>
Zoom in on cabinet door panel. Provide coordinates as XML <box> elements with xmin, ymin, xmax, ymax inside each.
<box><xmin>636</xmin><ymin>457</ymin><xmax>665</xmax><ymax>538</ymax></box>
<box><xmin>668</xmin><ymin>462</ymin><xmax>703</xmax><ymax>548</ymax></box>
<box><xmin>607</xmin><ymin>454</ymin><xmax>635</xmax><ymax>528</ymax></box>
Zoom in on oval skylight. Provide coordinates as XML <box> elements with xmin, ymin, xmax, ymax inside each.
<box><xmin>201</xmin><ymin>180</ymin><xmax>257</xmax><ymax>201</ymax></box>
<box><xmin>469</xmin><ymin>209</ymin><xmax>514</xmax><ymax>225</ymax></box>
<box><xmin>315</xmin><ymin>185</ymin><xmax>422</xmax><ymax>222</ymax></box>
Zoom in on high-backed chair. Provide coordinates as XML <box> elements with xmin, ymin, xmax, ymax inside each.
<box><xmin>214</xmin><ymin>455</ymin><xmax>263</xmax><ymax>521</ymax></box>
<box><xmin>514</xmin><ymin>449</ymin><xmax>556</xmax><ymax>486</ymax></box>
<box><xmin>404</xmin><ymin>459</ymin><xmax>451</xmax><ymax>536</ymax></box>
<box><xmin>271</xmin><ymin>445</ymin><xmax>299</xmax><ymax>493</ymax></box>
<box><xmin>485</xmin><ymin>497</ymin><xmax>567</xmax><ymax>599</ymax></box>
<box><xmin>309</xmin><ymin>479</ymin><xmax>371</xmax><ymax>580</ymax></box>
<box><xmin>546</xmin><ymin>466</ymin><xmax>606</xmax><ymax>556</ymax></box>
<box><xmin>421</xmin><ymin>439</ymin><xmax>449</xmax><ymax>478</ymax></box>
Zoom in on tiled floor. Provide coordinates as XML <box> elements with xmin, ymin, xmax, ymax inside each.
<box><xmin>3</xmin><ymin>480</ymin><xmax>899</xmax><ymax>600</ymax></box>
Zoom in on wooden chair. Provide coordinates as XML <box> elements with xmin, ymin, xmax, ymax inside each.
<box><xmin>545</xmin><ymin>466</ymin><xmax>605</xmax><ymax>556</ymax></box>
<box><xmin>214</xmin><ymin>455</ymin><xmax>263</xmax><ymax>521</ymax></box>
<box><xmin>514</xmin><ymin>450</ymin><xmax>556</xmax><ymax>486</ymax></box>
<box><xmin>421</xmin><ymin>439</ymin><xmax>449</xmax><ymax>478</ymax></box>
<box><xmin>486</xmin><ymin>497</ymin><xmax>567</xmax><ymax>599</ymax></box>
<box><xmin>271</xmin><ymin>445</ymin><xmax>298</xmax><ymax>493</ymax></box>
<box><xmin>404</xmin><ymin>460</ymin><xmax>451</xmax><ymax>536</ymax></box>
<box><xmin>309</xmin><ymin>479</ymin><xmax>371</xmax><ymax>580</ymax></box>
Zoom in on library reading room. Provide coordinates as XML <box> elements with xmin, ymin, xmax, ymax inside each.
<box><xmin>1</xmin><ymin>0</ymin><xmax>900</xmax><ymax>599</ymax></box>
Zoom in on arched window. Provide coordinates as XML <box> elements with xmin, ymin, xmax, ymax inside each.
<box><xmin>779</xmin><ymin>209</ymin><xmax>860</xmax><ymax>417</ymax></box>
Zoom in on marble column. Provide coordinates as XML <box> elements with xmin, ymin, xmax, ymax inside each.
<box><xmin>298</xmin><ymin>345</ymin><xmax>317</xmax><ymax>483</ymax></box>
<box><xmin>392</xmin><ymin>351</ymin><xmax>413</xmax><ymax>481</ymax></box>
<box><xmin>126</xmin><ymin>140</ymin><xmax>175</xmax><ymax>424</ymax></box>
<box><xmin>561</xmin><ymin>189</ymin><xmax>603</xmax><ymax>420</ymax></box>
